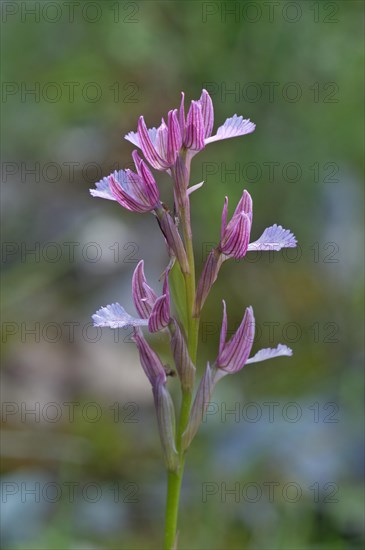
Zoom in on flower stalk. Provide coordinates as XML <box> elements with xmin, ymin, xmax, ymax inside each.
<box><xmin>90</xmin><ymin>89</ymin><xmax>297</xmax><ymax>549</ymax></box>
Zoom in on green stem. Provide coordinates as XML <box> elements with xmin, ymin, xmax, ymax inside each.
<box><xmin>163</xmin><ymin>389</ymin><xmax>191</xmax><ymax>550</ymax></box>
<box><xmin>181</xmin><ymin>205</ymin><xmax>199</xmax><ymax>363</ymax></box>
<box><xmin>163</xmin><ymin>155</ymin><xmax>200</xmax><ymax>549</ymax></box>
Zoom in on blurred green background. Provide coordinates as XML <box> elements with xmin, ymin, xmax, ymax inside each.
<box><xmin>1</xmin><ymin>1</ymin><xmax>364</xmax><ymax>549</ymax></box>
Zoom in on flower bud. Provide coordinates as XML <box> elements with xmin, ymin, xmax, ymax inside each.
<box><xmin>156</xmin><ymin>208</ymin><xmax>190</xmax><ymax>274</ymax></box>
<box><xmin>194</xmin><ymin>249</ymin><xmax>223</xmax><ymax>316</ymax></box>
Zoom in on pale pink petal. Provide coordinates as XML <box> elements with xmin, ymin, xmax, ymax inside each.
<box><xmin>90</xmin><ymin>175</ymin><xmax>116</xmax><ymax>201</ymax></box>
<box><xmin>125</xmin><ymin>127</ymin><xmax>158</xmax><ymax>148</ymax></box>
<box><xmin>92</xmin><ymin>303</ymin><xmax>147</xmax><ymax>329</ymax></box>
<box><xmin>206</xmin><ymin>115</ymin><xmax>256</xmax><ymax>144</ymax></box>
<box><xmin>246</xmin><ymin>344</ymin><xmax>293</xmax><ymax>364</ymax></box>
<box><xmin>247</xmin><ymin>224</ymin><xmax>297</xmax><ymax>252</ymax></box>
<box><xmin>187</xmin><ymin>181</ymin><xmax>204</xmax><ymax>196</ymax></box>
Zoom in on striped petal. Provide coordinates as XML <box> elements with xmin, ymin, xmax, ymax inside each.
<box><xmin>233</xmin><ymin>190</ymin><xmax>253</xmax><ymax>222</ymax></box>
<box><xmin>137</xmin><ymin>116</ymin><xmax>170</xmax><ymax>170</ymax></box>
<box><xmin>220</xmin><ymin>212</ymin><xmax>251</xmax><ymax>258</ymax></box>
<box><xmin>167</xmin><ymin>109</ymin><xmax>182</xmax><ymax>164</ymax></box>
<box><xmin>148</xmin><ymin>292</ymin><xmax>170</xmax><ymax>333</ymax></box>
<box><xmin>132</xmin><ymin>260</ymin><xmax>158</xmax><ymax>319</ymax></box>
<box><xmin>109</xmin><ymin>173</ymin><xmax>150</xmax><ymax>213</ymax></box>
<box><xmin>198</xmin><ymin>89</ymin><xmax>214</xmax><ymax>138</ymax></box>
<box><xmin>217</xmin><ymin>306</ymin><xmax>255</xmax><ymax>373</ymax></box>
<box><xmin>185</xmin><ymin>101</ymin><xmax>205</xmax><ymax>151</ymax></box>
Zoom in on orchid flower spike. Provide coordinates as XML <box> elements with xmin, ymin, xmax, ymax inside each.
<box><xmin>125</xmin><ymin>89</ymin><xmax>256</xmax><ymax>171</ymax></box>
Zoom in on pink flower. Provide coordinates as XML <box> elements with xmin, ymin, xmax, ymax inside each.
<box><xmin>90</xmin><ymin>151</ymin><xmax>160</xmax><ymax>213</ymax></box>
<box><xmin>125</xmin><ymin>89</ymin><xmax>256</xmax><ymax>170</ymax></box>
<box><xmin>93</xmin><ymin>261</ymin><xmax>171</xmax><ymax>334</ymax></box>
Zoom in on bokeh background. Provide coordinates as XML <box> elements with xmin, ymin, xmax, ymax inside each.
<box><xmin>1</xmin><ymin>1</ymin><xmax>364</xmax><ymax>549</ymax></box>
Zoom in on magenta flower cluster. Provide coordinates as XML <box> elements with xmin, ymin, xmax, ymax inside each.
<box><xmin>91</xmin><ymin>89</ymin><xmax>296</xmax><ymax>471</ymax></box>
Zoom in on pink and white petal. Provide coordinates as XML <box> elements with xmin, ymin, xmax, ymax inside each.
<box><xmin>167</xmin><ymin>109</ymin><xmax>182</xmax><ymax>164</ymax></box>
<box><xmin>205</xmin><ymin>115</ymin><xmax>256</xmax><ymax>144</ymax></box>
<box><xmin>90</xmin><ymin>175</ymin><xmax>116</xmax><ymax>201</ymax></box>
<box><xmin>219</xmin><ymin>306</ymin><xmax>255</xmax><ymax>373</ymax></box>
<box><xmin>247</xmin><ymin>224</ymin><xmax>297</xmax><ymax>252</ymax></box>
<box><xmin>185</xmin><ymin>101</ymin><xmax>205</xmax><ymax>151</ymax></box>
<box><xmin>138</xmin><ymin>117</ymin><xmax>170</xmax><ymax>170</ymax></box>
<box><xmin>109</xmin><ymin>174</ymin><xmax>149</xmax><ymax>213</ymax></box>
<box><xmin>156</xmin><ymin>118</ymin><xmax>169</xmax><ymax>162</ymax></box>
<box><xmin>246</xmin><ymin>344</ymin><xmax>293</xmax><ymax>364</ymax></box>
<box><xmin>233</xmin><ymin>190</ymin><xmax>253</xmax><ymax>221</ymax></box>
<box><xmin>125</xmin><ymin>127</ymin><xmax>158</xmax><ymax>148</ymax></box>
<box><xmin>198</xmin><ymin>89</ymin><xmax>214</xmax><ymax>138</ymax></box>
<box><xmin>92</xmin><ymin>303</ymin><xmax>148</xmax><ymax>329</ymax></box>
